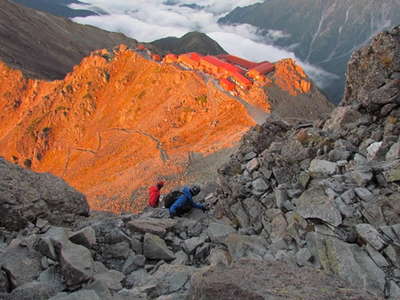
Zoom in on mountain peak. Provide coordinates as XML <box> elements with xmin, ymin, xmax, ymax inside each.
<box><xmin>152</xmin><ymin>31</ymin><xmax>227</xmax><ymax>56</ymax></box>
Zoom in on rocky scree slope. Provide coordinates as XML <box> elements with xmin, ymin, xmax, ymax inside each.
<box><xmin>0</xmin><ymin>44</ymin><xmax>331</xmax><ymax>212</ymax></box>
<box><xmin>219</xmin><ymin>0</ymin><xmax>400</xmax><ymax>103</ymax></box>
<box><xmin>0</xmin><ymin>159</ymin><xmax>379</xmax><ymax>299</ymax></box>
<box><xmin>211</xmin><ymin>26</ymin><xmax>400</xmax><ymax>299</ymax></box>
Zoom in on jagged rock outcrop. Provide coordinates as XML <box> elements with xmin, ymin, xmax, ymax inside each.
<box><xmin>0</xmin><ymin>157</ymin><xmax>89</xmax><ymax>230</ymax></box>
<box><xmin>208</xmin><ymin>26</ymin><xmax>400</xmax><ymax>299</ymax></box>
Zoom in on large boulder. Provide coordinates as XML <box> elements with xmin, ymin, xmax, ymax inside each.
<box><xmin>294</xmin><ymin>187</ymin><xmax>342</xmax><ymax>226</ymax></box>
<box><xmin>143</xmin><ymin>233</ymin><xmax>175</xmax><ymax>261</ymax></box>
<box><xmin>0</xmin><ymin>158</ymin><xmax>89</xmax><ymax>230</ymax></box>
<box><xmin>189</xmin><ymin>259</ymin><xmax>381</xmax><ymax>299</ymax></box>
<box><xmin>312</xmin><ymin>234</ymin><xmax>386</xmax><ymax>297</ymax></box>
<box><xmin>0</xmin><ymin>240</ymin><xmax>42</xmax><ymax>289</ymax></box>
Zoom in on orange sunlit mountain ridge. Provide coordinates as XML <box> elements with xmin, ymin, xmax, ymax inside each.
<box><xmin>0</xmin><ymin>44</ymin><xmax>331</xmax><ymax>211</ymax></box>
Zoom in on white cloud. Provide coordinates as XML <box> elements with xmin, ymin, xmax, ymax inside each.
<box><xmin>70</xmin><ymin>0</ymin><xmax>336</xmax><ymax>88</ymax></box>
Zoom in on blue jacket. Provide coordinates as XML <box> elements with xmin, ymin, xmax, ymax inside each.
<box><xmin>169</xmin><ymin>187</ymin><xmax>204</xmax><ymax>214</ymax></box>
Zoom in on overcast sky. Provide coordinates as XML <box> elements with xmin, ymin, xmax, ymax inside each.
<box><xmin>71</xmin><ymin>0</ymin><xmax>336</xmax><ymax>87</ymax></box>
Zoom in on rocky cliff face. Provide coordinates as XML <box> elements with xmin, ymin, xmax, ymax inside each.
<box><xmin>0</xmin><ymin>45</ymin><xmax>331</xmax><ymax>212</ymax></box>
<box><xmin>219</xmin><ymin>0</ymin><xmax>400</xmax><ymax>103</ymax></box>
<box><xmin>210</xmin><ymin>26</ymin><xmax>400</xmax><ymax>298</ymax></box>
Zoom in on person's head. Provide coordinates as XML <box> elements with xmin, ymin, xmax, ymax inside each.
<box><xmin>190</xmin><ymin>185</ymin><xmax>200</xmax><ymax>196</ymax></box>
<box><xmin>157</xmin><ymin>181</ymin><xmax>165</xmax><ymax>189</ymax></box>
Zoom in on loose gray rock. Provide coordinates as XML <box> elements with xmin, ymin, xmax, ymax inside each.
<box><xmin>314</xmin><ymin>235</ymin><xmax>385</xmax><ymax>296</ymax></box>
<box><xmin>69</xmin><ymin>226</ymin><xmax>96</xmax><ymax>249</ymax></box>
<box><xmin>183</xmin><ymin>235</ymin><xmax>207</xmax><ymax>254</ymax></box>
<box><xmin>59</xmin><ymin>241</ymin><xmax>95</xmax><ymax>287</ymax></box>
<box><xmin>0</xmin><ymin>240</ymin><xmax>42</xmax><ymax>289</ymax></box>
<box><xmin>355</xmin><ymin>224</ymin><xmax>386</xmax><ymax>251</ymax></box>
<box><xmin>127</xmin><ymin>218</ymin><xmax>177</xmax><ymax>237</ymax></box>
<box><xmin>93</xmin><ymin>269</ymin><xmax>124</xmax><ymax>291</ymax></box>
<box><xmin>354</xmin><ymin>187</ymin><xmax>374</xmax><ymax>202</ymax></box>
<box><xmin>9</xmin><ymin>281</ymin><xmax>58</xmax><ymax>300</ymax></box>
<box><xmin>295</xmin><ymin>187</ymin><xmax>342</xmax><ymax>226</ymax></box>
<box><xmin>143</xmin><ymin>233</ymin><xmax>175</xmax><ymax>261</ymax></box>
<box><xmin>206</xmin><ymin>222</ymin><xmax>235</xmax><ymax>244</ymax></box>
<box><xmin>309</xmin><ymin>159</ymin><xmax>337</xmax><ymax>176</ymax></box>
<box><xmin>225</xmin><ymin>233</ymin><xmax>269</xmax><ymax>260</ymax></box>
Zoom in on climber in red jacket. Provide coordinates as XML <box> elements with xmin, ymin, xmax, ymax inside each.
<box><xmin>148</xmin><ymin>181</ymin><xmax>165</xmax><ymax>208</ymax></box>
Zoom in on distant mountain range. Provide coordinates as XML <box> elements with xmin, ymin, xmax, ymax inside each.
<box><xmin>0</xmin><ymin>0</ymin><xmax>140</xmax><ymax>80</ymax></box>
<box><xmin>12</xmin><ymin>0</ymin><xmax>96</xmax><ymax>17</ymax></box>
<box><xmin>219</xmin><ymin>0</ymin><xmax>400</xmax><ymax>103</ymax></box>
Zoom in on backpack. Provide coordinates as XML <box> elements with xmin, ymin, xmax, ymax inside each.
<box><xmin>164</xmin><ymin>190</ymin><xmax>183</xmax><ymax>208</ymax></box>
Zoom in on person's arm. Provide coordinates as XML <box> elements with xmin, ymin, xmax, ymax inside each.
<box><xmin>191</xmin><ymin>200</ymin><xmax>204</xmax><ymax>209</ymax></box>
<box><xmin>185</xmin><ymin>187</ymin><xmax>204</xmax><ymax>209</ymax></box>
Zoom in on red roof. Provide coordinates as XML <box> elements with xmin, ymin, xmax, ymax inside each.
<box><xmin>220</xmin><ymin>78</ymin><xmax>235</xmax><ymax>91</ymax></box>
<box><xmin>251</xmin><ymin>62</ymin><xmax>274</xmax><ymax>74</ymax></box>
<box><xmin>178</xmin><ymin>53</ymin><xmax>202</xmax><ymax>68</ymax></box>
<box><xmin>186</xmin><ymin>52</ymin><xmax>202</xmax><ymax>61</ymax></box>
<box><xmin>201</xmin><ymin>56</ymin><xmax>242</xmax><ymax>74</ymax></box>
<box><xmin>217</xmin><ymin>54</ymin><xmax>258</xmax><ymax>70</ymax></box>
<box><xmin>230</xmin><ymin>72</ymin><xmax>252</xmax><ymax>87</ymax></box>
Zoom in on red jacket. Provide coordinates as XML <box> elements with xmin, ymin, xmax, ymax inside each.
<box><xmin>148</xmin><ymin>185</ymin><xmax>161</xmax><ymax>208</ymax></box>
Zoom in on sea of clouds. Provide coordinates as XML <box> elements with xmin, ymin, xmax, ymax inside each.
<box><xmin>70</xmin><ymin>0</ymin><xmax>337</xmax><ymax>88</ymax></box>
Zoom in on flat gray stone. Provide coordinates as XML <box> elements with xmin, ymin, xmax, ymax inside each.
<box><xmin>252</xmin><ymin>178</ymin><xmax>269</xmax><ymax>195</ymax></box>
<box><xmin>10</xmin><ymin>281</ymin><xmax>58</xmax><ymax>300</ymax></box>
<box><xmin>183</xmin><ymin>236</ymin><xmax>207</xmax><ymax>254</ymax></box>
<box><xmin>143</xmin><ymin>233</ymin><xmax>175</xmax><ymax>261</ymax></box>
<box><xmin>386</xmin><ymin>143</ymin><xmax>400</xmax><ymax>161</ymax></box>
<box><xmin>150</xmin><ymin>264</ymin><xmax>196</xmax><ymax>297</ymax></box>
<box><xmin>296</xmin><ymin>248</ymin><xmax>313</xmax><ymax>266</ymax></box>
<box><xmin>206</xmin><ymin>222</ymin><xmax>236</xmax><ymax>244</ymax></box>
<box><xmin>355</xmin><ymin>224</ymin><xmax>386</xmax><ymax>251</ymax></box>
<box><xmin>69</xmin><ymin>226</ymin><xmax>96</xmax><ymax>249</ymax></box>
<box><xmin>314</xmin><ymin>235</ymin><xmax>385</xmax><ymax>297</ymax></box>
<box><xmin>122</xmin><ymin>253</ymin><xmax>146</xmax><ymax>274</ymax></box>
<box><xmin>225</xmin><ymin>233</ymin><xmax>269</xmax><ymax>260</ymax></box>
<box><xmin>0</xmin><ymin>240</ymin><xmax>42</xmax><ymax>288</ymax></box>
<box><xmin>295</xmin><ymin>187</ymin><xmax>342</xmax><ymax>226</ymax></box>
<box><xmin>94</xmin><ymin>270</ymin><xmax>125</xmax><ymax>291</ymax></box>
<box><xmin>246</xmin><ymin>158</ymin><xmax>260</xmax><ymax>173</ymax></box>
<box><xmin>309</xmin><ymin>159</ymin><xmax>337</xmax><ymax>176</ymax></box>
<box><xmin>59</xmin><ymin>241</ymin><xmax>95</xmax><ymax>287</ymax></box>
<box><xmin>102</xmin><ymin>241</ymin><xmax>130</xmax><ymax>259</ymax></box>
<box><xmin>354</xmin><ymin>187</ymin><xmax>374</xmax><ymax>202</ymax></box>
<box><xmin>127</xmin><ymin>218</ymin><xmax>177</xmax><ymax>237</ymax></box>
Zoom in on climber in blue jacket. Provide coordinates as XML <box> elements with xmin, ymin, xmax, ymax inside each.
<box><xmin>169</xmin><ymin>185</ymin><xmax>208</xmax><ymax>217</ymax></box>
